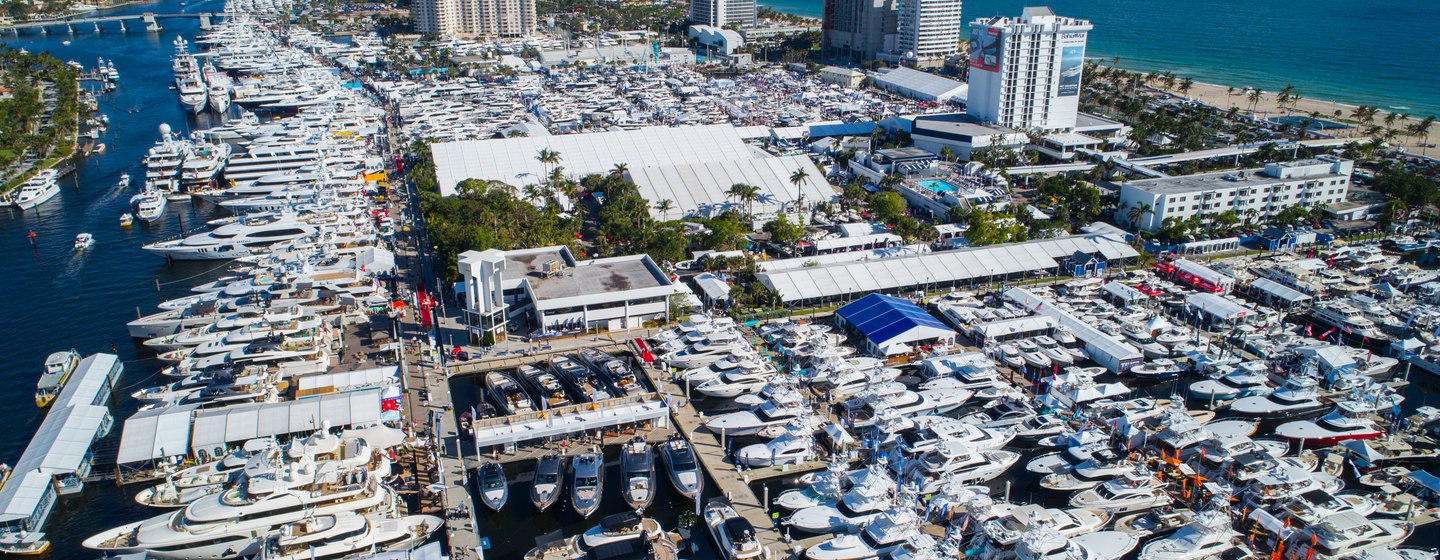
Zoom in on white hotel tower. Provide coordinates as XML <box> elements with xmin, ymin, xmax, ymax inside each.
<box><xmin>967</xmin><ymin>7</ymin><xmax>1093</xmax><ymax>132</ymax></box>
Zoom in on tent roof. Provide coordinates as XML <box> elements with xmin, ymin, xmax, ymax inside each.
<box><xmin>836</xmin><ymin>294</ymin><xmax>954</xmax><ymax>347</ymax></box>
<box><xmin>1250</xmin><ymin>278</ymin><xmax>1313</xmax><ymax>303</ymax></box>
<box><xmin>117</xmin><ymin>404</ymin><xmax>199</xmax><ymax>465</ymax></box>
<box><xmin>1185</xmin><ymin>293</ymin><xmax>1256</xmax><ymax>321</ymax></box>
<box><xmin>1101</xmin><ymin>281</ymin><xmax>1149</xmax><ymax>303</ymax></box>
<box><xmin>190</xmin><ymin>389</ymin><xmax>382</xmax><ymax>450</ymax></box>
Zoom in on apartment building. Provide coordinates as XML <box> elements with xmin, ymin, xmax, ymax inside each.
<box><xmin>1116</xmin><ymin>156</ymin><xmax>1355</xmax><ymax>232</ymax></box>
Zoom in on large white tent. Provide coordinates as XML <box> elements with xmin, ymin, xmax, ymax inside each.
<box><xmin>625</xmin><ymin>155</ymin><xmax>835</xmax><ymax>221</ymax></box>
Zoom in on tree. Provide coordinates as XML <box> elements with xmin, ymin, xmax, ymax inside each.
<box><xmin>1409</xmin><ymin>116</ymin><xmax>1436</xmax><ymax>155</ymax></box>
<box><xmin>867</xmin><ymin>191</ymin><xmax>908</xmax><ymax>224</ymax></box>
<box><xmin>1247</xmin><ymin>89</ymin><xmax>1263</xmax><ymax>113</ymax></box>
<box><xmin>789</xmin><ymin>168</ymin><xmax>810</xmax><ymax>218</ymax></box>
<box><xmin>653</xmin><ymin>198</ymin><xmax>674</xmax><ymax>218</ymax></box>
<box><xmin>1178</xmin><ymin>77</ymin><xmax>1194</xmax><ymax>97</ymax></box>
<box><xmin>536</xmin><ymin>148</ymin><xmax>561</xmax><ymax>191</ymax></box>
<box><xmin>726</xmin><ymin>183</ymin><xmax>761</xmax><ymax>222</ymax></box>
<box><xmin>611</xmin><ymin>162</ymin><xmax>629</xmax><ymax>176</ymax></box>
<box><xmin>939</xmin><ymin>146</ymin><xmax>954</xmax><ymax>162</ymax></box>
<box><xmin>1125</xmin><ymin>202</ymin><xmax>1154</xmax><ymax>236</ymax></box>
<box><xmin>763</xmin><ymin>214</ymin><xmax>804</xmax><ymax>245</ymax></box>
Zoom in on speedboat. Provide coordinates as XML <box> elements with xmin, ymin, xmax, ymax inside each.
<box><xmin>738</xmin><ymin>431</ymin><xmax>816</xmax><ymax>467</ymax></box>
<box><xmin>570</xmin><ymin>452</ymin><xmax>603</xmax><ymax>518</ymax></box>
<box><xmin>1137</xmin><ymin>510</ymin><xmax>1241</xmax><ymax>560</ymax></box>
<box><xmin>477</xmin><ymin>462</ymin><xmax>507</xmax><ymax>511</ymax></box>
<box><xmin>9</xmin><ymin>169</ymin><xmax>59</xmax><ymax>209</ymax></box>
<box><xmin>1113</xmin><ymin>507</ymin><xmax>1196</xmax><ymax>538</ymax></box>
<box><xmin>74</xmin><ymin>233</ymin><xmax>95</xmax><ymax>250</ymax></box>
<box><xmin>620</xmin><ymin>438</ymin><xmax>656</xmax><ymax>511</ymax></box>
<box><xmin>530</xmin><ymin>454</ymin><xmax>565</xmax><ymax>512</ymax></box>
<box><xmin>706</xmin><ymin>500</ymin><xmax>765</xmax><ymax>560</ymax></box>
<box><xmin>34</xmin><ymin>349</ymin><xmax>81</xmax><ymax>408</ymax></box>
<box><xmin>659</xmin><ymin>434</ymin><xmax>703</xmax><ymax>499</ymax></box>
<box><xmin>1188</xmin><ymin>365</ymin><xmax>1272</xmax><ymax>405</ymax></box>
<box><xmin>516</xmin><ymin>365</ymin><xmax>575</xmax><ymax>410</ymax></box>
<box><xmin>581</xmin><ymin>512</ymin><xmax>661</xmax><ymax>548</ymax></box>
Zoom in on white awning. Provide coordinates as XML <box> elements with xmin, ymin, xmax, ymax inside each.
<box><xmin>117</xmin><ymin>405</ymin><xmax>199</xmax><ymax>465</ymax></box>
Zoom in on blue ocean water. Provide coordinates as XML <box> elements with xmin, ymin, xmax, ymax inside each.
<box><xmin>762</xmin><ymin>0</ymin><xmax>1440</xmax><ymax>117</ymax></box>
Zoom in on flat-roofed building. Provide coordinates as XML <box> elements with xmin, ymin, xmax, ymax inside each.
<box><xmin>909</xmin><ymin>113</ymin><xmax>1027</xmax><ymax>161</ymax></box>
<box><xmin>872</xmin><ymin>66</ymin><xmax>967</xmax><ymax>102</ymax></box>
<box><xmin>1115</xmin><ymin>156</ymin><xmax>1354</xmax><ymax>232</ymax></box>
<box><xmin>458</xmin><ymin>246</ymin><xmax>690</xmax><ymax>335</ymax></box>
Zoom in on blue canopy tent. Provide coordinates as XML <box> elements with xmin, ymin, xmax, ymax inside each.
<box><xmin>834</xmin><ymin>294</ymin><xmax>955</xmax><ymax>355</ymax></box>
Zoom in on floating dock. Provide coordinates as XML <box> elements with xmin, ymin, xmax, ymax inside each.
<box><xmin>0</xmin><ymin>353</ymin><xmax>122</xmax><ymax>555</ymax></box>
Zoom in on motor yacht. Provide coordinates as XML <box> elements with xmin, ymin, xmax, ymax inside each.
<box><xmin>706</xmin><ymin>500</ymin><xmax>765</xmax><ymax>560</ymax></box>
<box><xmin>579</xmin><ymin>348</ymin><xmax>645</xmax><ymax>396</ymax></box>
<box><xmin>516</xmin><ymin>364</ymin><xmax>575</xmax><ymax>410</ymax></box>
<box><xmin>1130</xmin><ymin>359</ymin><xmax>1186</xmax><ymax>380</ymax></box>
<box><xmin>903</xmin><ymin>440</ymin><xmax>1019</xmax><ymax>493</ymax></box>
<box><xmin>477</xmin><ymin>462</ymin><xmax>507</xmax><ymax>511</ymax></box>
<box><xmin>530</xmin><ymin>454</ymin><xmax>565</xmax><ymax>512</ymax></box>
<box><xmin>982</xmin><ymin>504</ymin><xmax>1111</xmax><ymax>547</ymax></box>
<box><xmin>658</xmin><ymin>434</ymin><xmax>703</xmax><ymax>499</ymax></box>
<box><xmin>705</xmin><ymin>387</ymin><xmax>807</xmax><ymax>436</ymax></box>
<box><xmin>804</xmin><ymin>509</ymin><xmax>924</xmax><ymax>560</ymax></box>
<box><xmin>1275</xmin><ymin>398</ymin><xmax>1394</xmax><ymax>445</ymax></box>
<box><xmin>620</xmin><ymin>438</ymin><xmax>656</xmax><ymax>510</ymax></box>
<box><xmin>9</xmin><ymin>170</ymin><xmax>59</xmax><ymax>209</ymax></box>
<box><xmin>551</xmin><ymin>356</ymin><xmax>612</xmax><ymax>402</ymax></box>
<box><xmin>1288</xmin><ymin>511</ymin><xmax>1411</xmax><ymax>559</ymax></box>
<box><xmin>484</xmin><ymin>370</ymin><xmax>534</xmax><ymax>416</ymax></box>
<box><xmin>259</xmin><ymin>512</ymin><xmax>442</xmax><ymax>560</ymax></box>
<box><xmin>581</xmin><ymin>513</ymin><xmax>661</xmax><ymax>548</ymax></box>
<box><xmin>1227</xmin><ymin>376</ymin><xmax>1330</xmax><ymax>420</ymax></box>
<box><xmin>1188</xmin><ymin>364</ymin><xmax>1272</xmax><ymax>405</ymax></box>
<box><xmin>992</xmin><ymin>344</ymin><xmax>1026</xmax><ymax>369</ymax></box>
<box><xmin>1069</xmin><ymin>468</ymin><xmax>1172</xmax><ymax>513</ymax></box>
<box><xmin>738</xmin><ymin>431</ymin><xmax>816</xmax><ymax>467</ymax></box>
<box><xmin>786</xmin><ymin>465</ymin><xmax>895</xmax><ymax>533</ymax></box>
<box><xmin>1136</xmin><ymin>510</ymin><xmax>1241</xmax><ymax>560</ymax></box>
<box><xmin>897</xmin><ymin>416</ymin><xmax>1013</xmax><ymax>454</ymax></box>
<box><xmin>570</xmin><ymin>452</ymin><xmax>603</xmax><ymax>518</ymax></box>
<box><xmin>143</xmin><ymin>214</ymin><xmax>318</xmax><ymax>260</ymax></box>
<box><xmin>1012</xmin><ymin>529</ymin><xmax>1139</xmax><ymax>560</ymax></box>
<box><xmin>1113</xmin><ymin>507</ymin><xmax>1196</xmax><ymax>538</ymax></box>
<box><xmin>131</xmin><ymin>187</ymin><xmax>169</xmax><ymax>222</ymax></box>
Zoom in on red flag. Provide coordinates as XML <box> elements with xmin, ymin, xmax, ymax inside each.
<box><xmin>381</xmin><ymin>397</ymin><xmax>401</xmax><ymax>412</ymax></box>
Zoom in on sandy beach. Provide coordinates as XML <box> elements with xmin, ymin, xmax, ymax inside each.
<box><xmin>1159</xmin><ymin>79</ymin><xmax>1436</xmax><ymax>156</ymax></box>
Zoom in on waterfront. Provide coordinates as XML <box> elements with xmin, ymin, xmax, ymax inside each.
<box><xmin>0</xmin><ymin>1</ymin><xmax>234</xmax><ymax>557</ymax></box>
<box><xmin>760</xmin><ymin>0</ymin><xmax>1440</xmax><ymax>118</ymax></box>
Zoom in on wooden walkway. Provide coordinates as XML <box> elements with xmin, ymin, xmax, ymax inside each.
<box><xmin>637</xmin><ymin>361</ymin><xmax>828</xmax><ymax>560</ymax></box>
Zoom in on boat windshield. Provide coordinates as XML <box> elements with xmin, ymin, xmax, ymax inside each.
<box><xmin>577</xmin><ymin>476</ymin><xmax>598</xmax><ymax>488</ymax></box>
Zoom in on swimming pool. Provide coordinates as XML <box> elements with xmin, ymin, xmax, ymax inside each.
<box><xmin>916</xmin><ymin>179</ymin><xmax>959</xmax><ymax>194</ymax></box>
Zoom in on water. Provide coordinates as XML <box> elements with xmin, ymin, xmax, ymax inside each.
<box><xmin>0</xmin><ymin>1</ymin><xmax>234</xmax><ymax>557</ymax></box>
<box><xmin>761</xmin><ymin>0</ymin><xmax>1440</xmax><ymax>117</ymax></box>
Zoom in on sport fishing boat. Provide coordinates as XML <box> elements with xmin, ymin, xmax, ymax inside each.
<box><xmin>658</xmin><ymin>434</ymin><xmax>703</xmax><ymax>499</ymax></box>
<box><xmin>477</xmin><ymin>462</ymin><xmax>508</xmax><ymax>511</ymax></box>
<box><xmin>620</xmin><ymin>438</ymin><xmax>656</xmax><ymax>511</ymax></box>
<box><xmin>34</xmin><ymin>349</ymin><xmax>81</xmax><ymax>407</ymax></box>
<box><xmin>570</xmin><ymin>452</ymin><xmax>603</xmax><ymax>518</ymax></box>
<box><xmin>530</xmin><ymin>454</ymin><xmax>564</xmax><ymax>512</ymax></box>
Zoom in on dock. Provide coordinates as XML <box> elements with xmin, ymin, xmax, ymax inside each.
<box><xmin>0</xmin><ymin>353</ymin><xmax>123</xmax><ymax>555</ymax></box>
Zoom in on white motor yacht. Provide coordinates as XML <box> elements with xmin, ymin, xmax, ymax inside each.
<box><xmin>1069</xmin><ymin>469</ymin><xmax>1173</xmax><ymax>513</ymax></box>
<box><xmin>9</xmin><ymin>170</ymin><xmax>59</xmax><ymax>209</ymax></box>
<box><xmin>143</xmin><ymin>215</ymin><xmax>317</xmax><ymax>260</ymax></box>
<box><xmin>1137</xmin><ymin>510</ymin><xmax>1241</xmax><ymax>560</ymax></box>
<box><xmin>903</xmin><ymin>440</ymin><xmax>1019</xmax><ymax>493</ymax></box>
<box><xmin>706</xmin><ymin>500</ymin><xmax>765</xmax><ymax>560</ymax></box>
<box><xmin>982</xmin><ymin>504</ymin><xmax>1111</xmax><ymax>547</ymax></box>
<box><xmin>131</xmin><ymin>188</ymin><xmax>168</xmax><ymax>222</ymax></box>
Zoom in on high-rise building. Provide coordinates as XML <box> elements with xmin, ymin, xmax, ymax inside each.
<box><xmin>689</xmin><ymin>0</ymin><xmax>756</xmax><ymax>29</ymax></box>
<box><xmin>821</xmin><ymin>0</ymin><xmax>896</xmax><ymax>63</ymax></box>
<box><xmin>412</xmin><ymin>0</ymin><xmax>535</xmax><ymax>38</ymax></box>
<box><xmin>966</xmin><ymin>6</ymin><xmax>1093</xmax><ymax>132</ymax></box>
<box><xmin>413</xmin><ymin>0</ymin><xmax>461</xmax><ymax>37</ymax></box>
<box><xmin>894</xmin><ymin>0</ymin><xmax>961</xmax><ymax>64</ymax></box>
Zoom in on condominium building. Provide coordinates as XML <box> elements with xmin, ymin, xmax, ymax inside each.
<box><xmin>411</xmin><ymin>0</ymin><xmax>535</xmax><ymax>38</ymax></box>
<box><xmin>1116</xmin><ymin>156</ymin><xmax>1355</xmax><ymax>233</ymax></box>
<box><xmin>413</xmin><ymin>0</ymin><xmax>460</xmax><ymax>37</ymax></box>
<box><xmin>690</xmin><ymin>0</ymin><xmax>756</xmax><ymax>29</ymax></box>
<box><xmin>894</xmin><ymin>0</ymin><xmax>962</xmax><ymax>64</ymax></box>
<box><xmin>821</xmin><ymin>0</ymin><xmax>896</xmax><ymax>63</ymax></box>
<box><xmin>966</xmin><ymin>7</ymin><xmax>1092</xmax><ymax>132</ymax></box>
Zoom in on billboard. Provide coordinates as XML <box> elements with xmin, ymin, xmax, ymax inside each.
<box><xmin>969</xmin><ymin>27</ymin><xmax>1002</xmax><ymax>72</ymax></box>
<box><xmin>1057</xmin><ymin>45</ymin><xmax>1085</xmax><ymax>97</ymax></box>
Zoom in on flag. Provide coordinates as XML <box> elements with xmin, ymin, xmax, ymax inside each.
<box><xmin>381</xmin><ymin>396</ymin><xmax>401</xmax><ymax>412</ymax></box>
<box><xmin>1343</xmin><ymin>325</ymin><xmax>1353</xmax><ymax>335</ymax></box>
<box><xmin>1304</xmin><ymin>324</ymin><xmax>1312</xmax><ymax>336</ymax></box>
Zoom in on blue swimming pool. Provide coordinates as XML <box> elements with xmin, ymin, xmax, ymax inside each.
<box><xmin>916</xmin><ymin>179</ymin><xmax>959</xmax><ymax>194</ymax></box>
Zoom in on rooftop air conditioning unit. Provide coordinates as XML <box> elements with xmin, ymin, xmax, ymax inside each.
<box><xmin>542</xmin><ymin>260</ymin><xmax>564</xmax><ymax>278</ymax></box>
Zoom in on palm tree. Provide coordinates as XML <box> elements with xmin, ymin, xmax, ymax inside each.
<box><xmin>1178</xmin><ymin>77</ymin><xmax>1194</xmax><ymax>97</ymax></box>
<box><xmin>1275</xmin><ymin>85</ymin><xmax>1295</xmax><ymax>114</ymax></box>
<box><xmin>536</xmin><ymin>148</ymin><xmax>560</xmax><ymax>188</ymax></box>
<box><xmin>727</xmin><ymin>183</ymin><xmax>760</xmax><ymax>221</ymax></box>
<box><xmin>1247</xmin><ymin>89</ymin><xmax>1263</xmax><ymax>113</ymax></box>
<box><xmin>653</xmin><ymin>198</ymin><xmax>673</xmax><ymax>218</ymax></box>
<box><xmin>1411</xmin><ymin>116</ymin><xmax>1436</xmax><ymax>155</ymax></box>
<box><xmin>610</xmin><ymin>162</ymin><xmax>629</xmax><ymax>176</ymax></box>
<box><xmin>788</xmin><ymin>168</ymin><xmax>810</xmax><ymax>215</ymax></box>
<box><xmin>1125</xmin><ymin>202</ymin><xmax>1153</xmax><ymax>237</ymax></box>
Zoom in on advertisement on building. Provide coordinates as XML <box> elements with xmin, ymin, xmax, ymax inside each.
<box><xmin>970</xmin><ymin>27</ymin><xmax>1001</xmax><ymax>72</ymax></box>
<box><xmin>1057</xmin><ymin>44</ymin><xmax>1084</xmax><ymax>97</ymax></box>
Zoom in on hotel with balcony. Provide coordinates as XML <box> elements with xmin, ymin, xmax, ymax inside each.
<box><xmin>1116</xmin><ymin>156</ymin><xmax>1354</xmax><ymax>233</ymax></box>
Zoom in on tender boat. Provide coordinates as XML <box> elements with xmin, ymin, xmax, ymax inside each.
<box><xmin>706</xmin><ymin>499</ymin><xmax>765</xmax><ymax>560</ymax></box>
<box><xmin>477</xmin><ymin>461</ymin><xmax>508</xmax><ymax>511</ymax></box>
<box><xmin>74</xmin><ymin>232</ymin><xmax>95</xmax><ymax>250</ymax></box>
<box><xmin>530</xmin><ymin>454</ymin><xmax>565</xmax><ymax>512</ymax></box>
<box><xmin>658</xmin><ymin>434</ymin><xmax>703</xmax><ymax>499</ymax></box>
<box><xmin>35</xmin><ymin>349</ymin><xmax>81</xmax><ymax>408</ymax></box>
<box><xmin>620</xmin><ymin>438</ymin><xmax>656</xmax><ymax>511</ymax></box>
<box><xmin>570</xmin><ymin>452</ymin><xmax>603</xmax><ymax>518</ymax></box>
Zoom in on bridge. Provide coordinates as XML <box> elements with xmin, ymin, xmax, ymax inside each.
<box><xmin>1</xmin><ymin>12</ymin><xmax>227</xmax><ymax>34</ymax></box>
